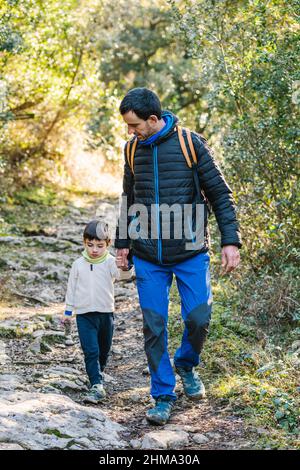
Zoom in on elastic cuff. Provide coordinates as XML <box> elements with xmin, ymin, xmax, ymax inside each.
<box><xmin>64</xmin><ymin>310</ymin><xmax>73</xmax><ymax>316</ymax></box>
<box><xmin>221</xmin><ymin>242</ymin><xmax>242</xmax><ymax>249</ymax></box>
<box><xmin>114</xmin><ymin>241</ymin><xmax>131</xmax><ymax>249</ymax></box>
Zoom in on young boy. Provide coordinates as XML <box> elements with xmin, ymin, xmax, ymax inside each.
<box><xmin>63</xmin><ymin>219</ymin><xmax>132</xmax><ymax>404</ymax></box>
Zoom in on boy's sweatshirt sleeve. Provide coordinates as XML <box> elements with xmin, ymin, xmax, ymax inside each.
<box><xmin>65</xmin><ymin>261</ymin><xmax>77</xmax><ymax>312</ymax></box>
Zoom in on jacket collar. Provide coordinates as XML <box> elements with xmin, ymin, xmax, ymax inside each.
<box><xmin>138</xmin><ymin>110</ymin><xmax>179</xmax><ymax>146</ymax></box>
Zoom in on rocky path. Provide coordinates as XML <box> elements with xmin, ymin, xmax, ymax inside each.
<box><xmin>0</xmin><ymin>196</ymin><xmax>250</xmax><ymax>450</ymax></box>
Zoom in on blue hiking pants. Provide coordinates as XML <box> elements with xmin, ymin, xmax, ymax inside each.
<box><xmin>133</xmin><ymin>252</ymin><xmax>212</xmax><ymax>400</ymax></box>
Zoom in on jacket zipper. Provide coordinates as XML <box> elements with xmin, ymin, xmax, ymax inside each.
<box><xmin>153</xmin><ymin>144</ymin><xmax>162</xmax><ymax>264</ymax></box>
<box><xmin>90</xmin><ymin>264</ymin><xmax>93</xmax><ymax>306</ymax></box>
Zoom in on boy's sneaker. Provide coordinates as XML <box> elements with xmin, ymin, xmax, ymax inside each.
<box><xmin>146</xmin><ymin>396</ymin><xmax>174</xmax><ymax>425</ymax></box>
<box><xmin>84</xmin><ymin>383</ymin><xmax>106</xmax><ymax>404</ymax></box>
<box><xmin>175</xmin><ymin>366</ymin><xmax>206</xmax><ymax>400</ymax></box>
<box><xmin>65</xmin><ymin>335</ymin><xmax>75</xmax><ymax>346</ymax></box>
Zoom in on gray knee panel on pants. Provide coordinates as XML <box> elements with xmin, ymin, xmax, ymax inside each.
<box><xmin>185</xmin><ymin>303</ymin><xmax>212</xmax><ymax>354</ymax></box>
<box><xmin>142</xmin><ymin>308</ymin><xmax>165</xmax><ymax>373</ymax></box>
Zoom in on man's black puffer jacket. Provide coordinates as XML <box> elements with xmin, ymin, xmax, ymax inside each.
<box><xmin>115</xmin><ymin>111</ymin><xmax>242</xmax><ymax>265</ymax></box>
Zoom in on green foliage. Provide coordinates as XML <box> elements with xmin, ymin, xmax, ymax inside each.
<box><xmin>169</xmin><ymin>0</ymin><xmax>300</xmax><ymax>263</ymax></box>
<box><xmin>236</xmin><ymin>265</ymin><xmax>300</xmax><ymax>326</ymax></box>
<box><xmin>0</xmin><ymin>0</ymin><xmax>107</xmax><ymax>182</ymax></box>
<box><xmin>13</xmin><ymin>186</ymin><xmax>60</xmax><ymax>206</ymax></box>
<box><xmin>273</xmin><ymin>393</ymin><xmax>299</xmax><ymax>434</ymax></box>
<box><xmin>0</xmin><ymin>0</ymin><xmax>299</xmax><ymax>448</ymax></box>
<box><xmin>0</xmin><ymin>185</ymin><xmax>70</xmax><ymax>236</ymax></box>
<box><xmin>169</xmin><ymin>275</ymin><xmax>300</xmax><ymax>449</ymax></box>
<box><xmin>44</xmin><ymin>429</ymin><xmax>72</xmax><ymax>439</ymax></box>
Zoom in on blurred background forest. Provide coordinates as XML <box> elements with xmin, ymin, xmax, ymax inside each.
<box><xmin>0</xmin><ymin>0</ymin><xmax>299</xmax><ymax>448</ymax></box>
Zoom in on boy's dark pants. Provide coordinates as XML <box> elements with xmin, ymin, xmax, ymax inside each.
<box><xmin>76</xmin><ymin>312</ymin><xmax>114</xmax><ymax>386</ymax></box>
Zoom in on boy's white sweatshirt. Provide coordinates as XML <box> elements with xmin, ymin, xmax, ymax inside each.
<box><xmin>65</xmin><ymin>253</ymin><xmax>132</xmax><ymax>315</ymax></box>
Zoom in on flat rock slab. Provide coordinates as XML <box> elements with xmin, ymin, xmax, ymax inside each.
<box><xmin>0</xmin><ymin>374</ymin><xmax>24</xmax><ymax>392</ymax></box>
<box><xmin>0</xmin><ymin>340</ymin><xmax>10</xmax><ymax>365</ymax></box>
<box><xmin>0</xmin><ymin>391</ymin><xmax>127</xmax><ymax>450</ymax></box>
<box><xmin>47</xmin><ymin>366</ymin><xmax>82</xmax><ymax>376</ymax></box>
<box><xmin>49</xmin><ymin>379</ymin><xmax>88</xmax><ymax>392</ymax></box>
<box><xmin>0</xmin><ymin>442</ymin><xmax>25</xmax><ymax>450</ymax></box>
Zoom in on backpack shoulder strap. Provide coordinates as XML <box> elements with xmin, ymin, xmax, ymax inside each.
<box><xmin>176</xmin><ymin>125</ymin><xmax>198</xmax><ymax>167</ymax></box>
<box><xmin>177</xmin><ymin>125</ymin><xmax>210</xmax><ymax>206</ymax></box>
<box><xmin>126</xmin><ymin>127</ymin><xmax>198</xmax><ymax>173</ymax></box>
<box><xmin>185</xmin><ymin>128</ymin><xmax>198</xmax><ymax>165</ymax></box>
<box><xmin>125</xmin><ymin>137</ymin><xmax>138</xmax><ymax>174</ymax></box>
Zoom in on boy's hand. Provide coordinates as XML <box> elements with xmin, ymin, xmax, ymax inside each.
<box><xmin>60</xmin><ymin>316</ymin><xmax>71</xmax><ymax>327</ymax></box>
<box><xmin>61</xmin><ymin>311</ymin><xmax>73</xmax><ymax>327</ymax></box>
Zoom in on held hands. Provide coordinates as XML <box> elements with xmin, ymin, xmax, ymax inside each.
<box><xmin>117</xmin><ymin>246</ymin><xmax>240</xmax><ymax>273</ymax></box>
<box><xmin>116</xmin><ymin>248</ymin><xmax>130</xmax><ymax>271</ymax></box>
<box><xmin>61</xmin><ymin>317</ymin><xmax>72</xmax><ymax>326</ymax></box>
<box><xmin>221</xmin><ymin>245</ymin><xmax>240</xmax><ymax>274</ymax></box>
<box><xmin>61</xmin><ymin>311</ymin><xmax>73</xmax><ymax>342</ymax></box>
<box><xmin>60</xmin><ymin>311</ymin><xmax>73</xmax><ymax>327</ymax></box>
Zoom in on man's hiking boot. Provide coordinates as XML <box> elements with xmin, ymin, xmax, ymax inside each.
<box><xmin>146</xmin><ymin>396</ymin><xmax>174</xmax><ymax>425</ymax></box>
<box><xmin>175</xmin><ymin>366</ymin><xmax>206</xmax><ymax>400</ymax></box>
<box><xmin>84</xmin><ymin>383</ymin><xmax>106</xmax><ymax>404</ymax></box>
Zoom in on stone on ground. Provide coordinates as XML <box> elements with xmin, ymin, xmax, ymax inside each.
<box><xmin>141</xmin><ymin>430</ymin><xmax>189</xmax><ymax>449</ymax></box>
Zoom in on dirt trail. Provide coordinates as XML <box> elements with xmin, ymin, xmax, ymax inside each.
<box><xmin>0</xmin><ymin>195</ymin><xmax>251</xmax><ymax>450</ymax></box>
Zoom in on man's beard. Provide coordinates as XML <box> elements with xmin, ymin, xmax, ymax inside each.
<box><xmin>136</xmin><ymin>130</ymin><xmax>154</xmax><ymax>141</ymax></box>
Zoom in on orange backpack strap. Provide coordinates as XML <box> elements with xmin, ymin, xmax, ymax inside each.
<box><xmin>177</xmin><ymin>125</ymin><xmax>192</xmax><ymax>168</ymax></box>
<box><xmin>126</xmin><ymin>127</ymin><xmax>197</xmax><ymax>173</ymax></box>
<box><xmin>177</xmin><ymin>125</ymin><xmax>209</xmax><ymax>205</ymax></box>
<box><xmin>185</xmin><ymin>128</ymin><xmax>197</xmax><ymax>165</ymax></box>
<box><xmin>126</xmin><ymin>137</ymin><xmax>138</xmax><ymax>174</ymax></box>
<box><xmin>177</xmin><ymin>126</ymin><xmax>198</xmax><ymax>167</ymax></box>
<box><xmin>126</xmin><ymin>141</ymin><xmax>130</xmax><ymax>166</ymax></box>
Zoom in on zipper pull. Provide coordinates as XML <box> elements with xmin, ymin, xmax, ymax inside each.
<box><xmin>90</xmin><ymin>264</ymin><xmax>93</xmax><ymax>271</ymax></box>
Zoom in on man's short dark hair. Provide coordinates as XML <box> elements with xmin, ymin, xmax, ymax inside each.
<box><xmin>119</xmin><ymin>87</ymin><xmax>162</xmax><ymax>120</ymax></box>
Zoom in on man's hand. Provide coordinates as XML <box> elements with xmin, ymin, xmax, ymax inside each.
<box><xmin>221</xmin><ymin>245</ymin><xmax>240</xmax><ymax>274</ymax></box>
<box><xmin>116</xmin><ymin>248</ymin><xmax>130</xmax><ymax>270</ymax></box>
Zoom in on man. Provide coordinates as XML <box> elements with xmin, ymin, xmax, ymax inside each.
<box><xmin>115</xmin><ymin>88</ymin><xmax>241</xmax><ymax>425</ymax></box>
